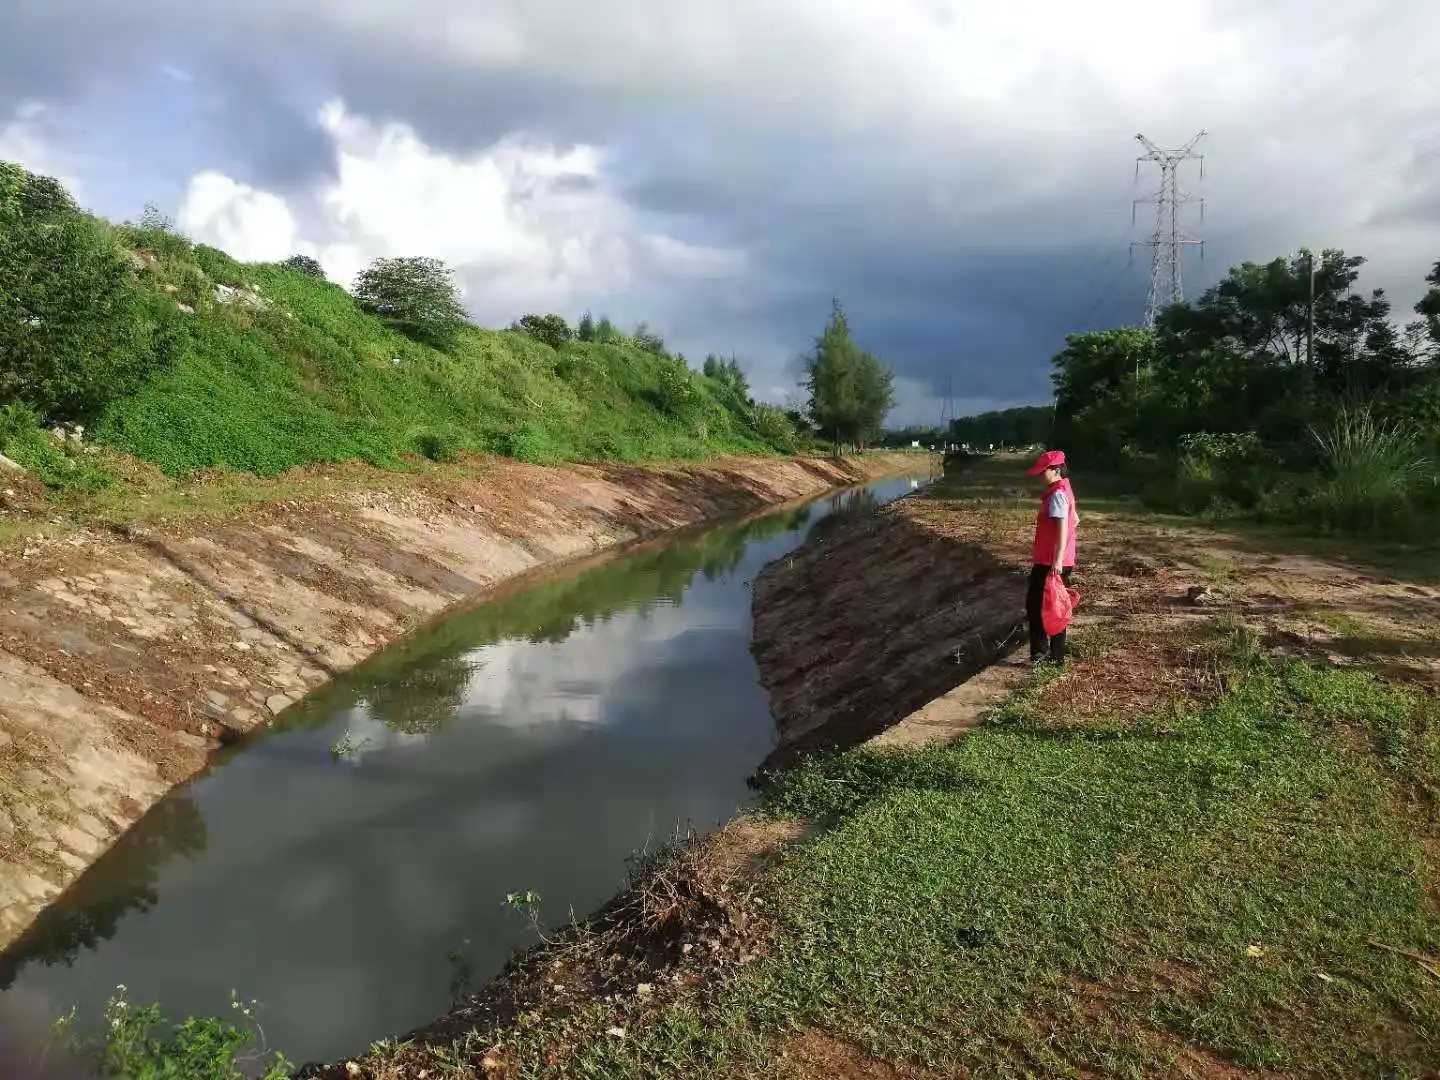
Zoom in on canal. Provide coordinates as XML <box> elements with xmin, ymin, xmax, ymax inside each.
<box><xmin>0</xmin><ymin>474</ymin><xmax>924</xmax><ymax>1067</ymax></box>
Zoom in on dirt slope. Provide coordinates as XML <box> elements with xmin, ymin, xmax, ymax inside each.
<box><xmin>749</xmin><ymin>496</ymin><xmax>1026</xmax><ymax>773</ymax></box>
<box><xmin>0</xmin><ymin>452</ymin><xmax>922</xmax><ymax>949</ymax></box>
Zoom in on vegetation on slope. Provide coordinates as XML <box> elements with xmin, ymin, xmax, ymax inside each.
<box><xmin>1045</xmin><ymin>251</ymin><xmax>1440</xmax><ymax>536</ymax></box>
<box><xmin>0</xmin><ymin>161</ymin><xmax>832</xmax><ymax>494</ymax></box>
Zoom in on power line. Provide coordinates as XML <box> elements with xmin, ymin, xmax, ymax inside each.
<box><xmin>1130</xmin><ymin>131</ymin><xmax>1206</xmax><ymax>326</ymax></box>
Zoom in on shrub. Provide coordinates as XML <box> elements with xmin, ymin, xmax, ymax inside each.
<box><xmin>192</xmin><ymin>244</ymin><xmax>248</xmax><ymax>287</ymax></box>
<box><xmin>751</xmin><ymin>403</ymin><xmax>798</xmax><ymax>450</ymax></box>
<box><xmin>61</xmin><ymin>987</ymin><xmax>290</xmax><ymax>1080</ymax></box>
<box><xmin>503</xmin><ymin>421</ymin><xmax>563</xmax><ymax>464</ymax></box>
<box><xmin>652</xmin><ymin>362</ymin><xmax>705</xmax><ymax>419</ymax></box>
<box><xmin>353</xmin><ymin>256</ymin><xmax>468</xmax><ymax>347</ymax></box>
<box><xmin>0</xmin><ymin>403</ymin><xmax>114</xmax><ymax>493</ymax></box>
<box><xmin>280</xmin><ymin>254</ymin><xmax>326</xmax><ymax>280</ymax></box>
<box><xmin>516</xmin><ymin>313</ymin><xmax>573</xmax><ymax>349</ymax></box>
<box><xmin>411</xmin><ymin>425</ymin><xmax>464</xmax><ymax>463</ymax></box>
<box><xmin>0</xmin><ymin>163</ymin><xmax>170</xmax><ymax>423</ymax></box>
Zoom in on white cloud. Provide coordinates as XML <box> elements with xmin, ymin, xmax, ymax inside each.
<box><xmin>177</xmin><ymin>100</ymin><xmax>746</xmax><ymax>322</ymax></box>
<box><xmin>177</xmin><ymin>172</ymin><xmax>301</xmax><ymax>262</ymax></box>
<box><xmin>0</xmin><ymin>102</ymin><xmax>81</xmax><ymax>198</ymax></box>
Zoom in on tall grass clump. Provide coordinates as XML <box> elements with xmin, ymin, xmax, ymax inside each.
<box><xmin>1304</xmin><ymin>408</ymin><xmax>1434</xmax><ymax>534</ymax></box>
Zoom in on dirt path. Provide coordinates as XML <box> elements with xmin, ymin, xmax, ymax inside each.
<box><xmin>751</xmin><ymin>460</ymin><xmax>1440</xmax><ymax>774</ymax></box>
<box><xmin>0</xmin><ymin>452</ymin><xmax>924</xmax><ymax>950</ymax></box>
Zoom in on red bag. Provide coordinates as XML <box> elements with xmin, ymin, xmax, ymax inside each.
<box><xmin>1041</xmin><ymin>575</ymin><xmax>1080</xmax><ymax>637</ymax></box>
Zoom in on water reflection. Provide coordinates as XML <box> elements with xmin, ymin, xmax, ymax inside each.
<box><xmin>0</xmin><ymin>799</ymin><xmax>206</xmax><ymax>990</ymax></box>
<box><xmin>0</xmin><ymin>478</ymin><xmax>916</xmax><ymax>1065</ymax></box>
<box><xmin>318</xmin><ymin>503</ymin><xmax>815</xmax><ymax>739</ymax></box>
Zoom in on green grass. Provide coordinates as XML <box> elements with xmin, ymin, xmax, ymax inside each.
<box><xmin>89</xmin><ymin>250</ymin><xmax>782</xmax><ymax>478</ymax></box>
<box><xmin>515</xmin><ymin>642</ymin><xmax>1440</xmax><ymax>1078</ymax></box>
<box><xmin>7</xmin><ymin>225</ymin><xmax>794</xmax><ymax>488</ymax></box>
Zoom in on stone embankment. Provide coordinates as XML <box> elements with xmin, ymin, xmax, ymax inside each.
<box><xmin>0</xmin><ymin>452</ymin><xmax>922</xmax><ymax>948</ymax></box>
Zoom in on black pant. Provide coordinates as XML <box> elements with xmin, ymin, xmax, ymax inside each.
<box><xmin>1026</xmin><ymin>563</ymin><xmax>1073</xmax><ymax>662</ymax></box>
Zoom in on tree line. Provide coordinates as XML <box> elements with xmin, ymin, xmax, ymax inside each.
<box><xmin>1048</xmin><ymin>248</ymin><xmax>1440</xmax><ymax>532</ymax></box>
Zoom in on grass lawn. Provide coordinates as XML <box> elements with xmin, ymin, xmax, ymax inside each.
<box><xmin>535</xmin><ymin>625</ymin><xmax>1439</xmax><ymax>1079</ymax></box>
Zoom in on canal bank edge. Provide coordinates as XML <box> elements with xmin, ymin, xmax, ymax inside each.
<box><xmin>0</xmin><ymin>451</ymin><xmax>927</xmax><ymax>950</ymax></box>
<box><xmin>301</xmin><ymin>462</ymin><xmax>1037</xmax><ymax>1079</ymax></box>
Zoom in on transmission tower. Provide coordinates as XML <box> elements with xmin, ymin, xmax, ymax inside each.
<box><xmin>938</xmin><ymin>375</ymin><xmax>956</xmax><ymax>449</ymax></box>
<box><xmin>1130</xmin><ymin>131</ymin><xmax>1206</xmax><ymax>326</ymax></box>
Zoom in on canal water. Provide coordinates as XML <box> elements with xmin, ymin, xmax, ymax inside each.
<box><xmin>0</xmin><ymin>475</ymin><xmax>924</xmax><ymax>1067</ymax></box>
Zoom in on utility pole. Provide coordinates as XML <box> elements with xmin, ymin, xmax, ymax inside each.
<box><xmin>1131</xmin><ymin>131</ymin><xmax>1206</xmax><ymax>327</ymax></box>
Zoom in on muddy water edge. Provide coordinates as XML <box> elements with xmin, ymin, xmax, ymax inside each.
<box><xmin>0</xmin><ymin>470</ymin><xmax>932</xmax><ymax>1067</ymax></box>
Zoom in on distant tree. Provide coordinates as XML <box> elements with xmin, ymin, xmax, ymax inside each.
<box><xmin>594</xmin><ymin>316</ymin><xmax>619</xmax><ymax>344</ymax></box>
<box><xmin>632</xmin><ymin>322</ymin><xmax>666</xmax><ymax>355</ymax></box>
<box><xmin>281</xmin><ymin>254</ymin><xmax>326</xmax><ymax>280</ymax></box>
<box><xmin>0</xmin><ymin>162</ymin><xmax>170</xmax><ymax>423</ymax></box>
<box><xmin>949</xmin><ymin>406</ymin><xmax>1053</xmax><ymax>449</ymax></box>
<box><xmin>577</xmin><ymin>311</ymin><xmax>597</xmax><ymax>342</ymax></box>
<box><xmin>517</xmin><ymin>313</ymin><xmax>573</xmax><ymax>349</ymax></box>
<box><xmin>1415</xmin><ymin>260</ymin><xmax>1440</xmax><ymax>364</ymax></box>
<box><xmin>353</xmin><ymin>256</ymin><xmax>468</xmax><ymax>346</ymax></box>
<box><xmin>802</xmin><ymin>300</ymin><xmax>895</xmax><ymax>452</ymax></box>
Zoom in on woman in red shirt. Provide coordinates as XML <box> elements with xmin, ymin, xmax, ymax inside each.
<box><xmin>1025</xmin><ymin>449</ymin><xmax>1078</xmax><ymax>666</ymax></box>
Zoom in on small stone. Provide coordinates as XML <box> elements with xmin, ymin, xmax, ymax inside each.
<box><xmin>232</xmin><ymin>641</ymin><xmax>252</xmax><ymax>651</ymax></box>
<box><xmin>265</xmin><ymin>694</ymin><xmax>292</xmax><ymax>716</ymax></box>
<box><xmin>606</xmin><ymin>1027</ymin><xmax>626</xmax><ymax>1039</ymax></box>
<box><xmin>636</xmin><ymin>982</ymin><xmax>653</xmax><ymax>996</ymax></box>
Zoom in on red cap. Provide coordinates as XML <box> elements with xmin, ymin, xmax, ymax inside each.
<box><xmin>1026</xmin><ymin>449</ymin><xmax>1067</xmax><ymax>476</ymax></box>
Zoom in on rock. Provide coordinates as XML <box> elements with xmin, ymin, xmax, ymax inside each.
<box><xmin>0</xmin><ymin>452</ymin><xmax>24</xmax><ymax>473</ymax></box>
<box><xmin>266</xmin><ymin>694</ymin><xmax>292</xmax><ymax>716</ymax></box>
<box><xmin>1185</xmin><ymin>585</ymin><xmax>1217</xmax><ymax>606</ymax></box>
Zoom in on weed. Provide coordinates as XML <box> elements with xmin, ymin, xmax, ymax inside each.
<box><xmin>58</xmin><ymin>986</ymin><xmax>291</xmax><ymax>1080</ymax></box>
<box><xmin>1307</xmin><ymin>407</ymin><xmax>1433</xmax><ymax>534</ymax></box>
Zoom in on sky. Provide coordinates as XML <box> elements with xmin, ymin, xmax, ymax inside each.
<box><xmin>2</xmin><ymin>0</ymin><xmax>1438</xmax><ymax>424</ymax></box>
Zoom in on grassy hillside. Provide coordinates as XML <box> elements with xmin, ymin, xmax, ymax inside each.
<box><xmin>0</xmin><ymin>164</ymin><xmax>804</xmax><ymax>490</ymax></box>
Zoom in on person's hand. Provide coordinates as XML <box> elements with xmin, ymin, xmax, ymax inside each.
<box><xmin>1049</xmin><ymin>565</ymin><xmax>1062</xmax><ymax>577</ymax></box>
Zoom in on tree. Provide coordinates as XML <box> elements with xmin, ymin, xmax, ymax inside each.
<box><xmin>281</xmin><ymin>254</ymin><xmax>326</xmax><ymax>280</ymax></box>
<box><xmin>632</xmin><ymin>322</ymin><xmax>666</xmax><ymax>355</ymax></box>
<box><xmin>0</xmin><ymin>162</ymin><xmax>171</xmax><ymax>423</ymax></box>
<box><xmin>802</xmin><ymin>301</ymin><xmax>895</xmax><ymax>451</ymax></box>
<box><xmin>516</xmin><ymin>313</ymin><xmax>573</xmax><ymax>349</ymax></box>
<box><xmin>1414</xmin><ymin>260</ymin><xmax>1440</xmax><ymax>364</ymax></box>
<box><xmin>353</xmin><ymin>256</ymin><xmax>468</xmax><ymax>346</ymax></box>
<box><xmin>595</xmin><ymin>316</ymin><xmax>619</xmax><ymax>344</ymax></box>
<box><xmin>577</xmin><ymin>311</ymin><xmax>597</xmax><ymax>342</ymax></box>
<box><xmin>138</xmin><ymin>202</ymin><xmax>175</xmax><ymax>233</ymax></box>
<box><xmin>703</xmin><ymin>354</ymin><xmax>751</xmax><ymax>404</ymax></box>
